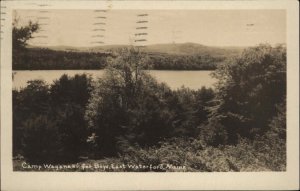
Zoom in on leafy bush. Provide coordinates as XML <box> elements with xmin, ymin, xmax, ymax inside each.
<box><xmin>119</xmin><ymin>134</ymin><xmax>285</xmax><ymax>172</ymax></box>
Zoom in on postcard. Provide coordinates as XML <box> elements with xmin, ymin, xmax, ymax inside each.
<box><xmin>1</xmin><ymin>0</ymin><xmax>299</xmax><ymax>190</ymax></box>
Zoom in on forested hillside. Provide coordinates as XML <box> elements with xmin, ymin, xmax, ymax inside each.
<box><xmin>13</xmin><ymin>48</ymin><xmax>110</xmax><ymax>70</ymax></box>
<box><xmin>13</xmin><ymin>43</ymin><xmax>243</xmax><ymax>70</ymax></box>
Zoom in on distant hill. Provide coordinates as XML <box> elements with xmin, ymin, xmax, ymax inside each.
<box><xmin>18</xmin><ymin>43</ymin><xmax>246</xmax><ymax>70</ymax></box>
<box><xmin>145</xmin><ymin>43</ymin><xmax>244</xmax><ymax>57</ymax></box>
<box><xmin>28</xmin><ymin>43</ymin><xmax>245</xmax><ymax>57</ymax></box>
<box><xmin>27</xmin><ymin>44</ymin><xmax>129</xmax><ymax>53</ymax></box>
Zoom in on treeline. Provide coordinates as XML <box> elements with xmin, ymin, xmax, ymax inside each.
<box><xmin>13</xmin><ymin>48</ymin><xmax>110</xmax><ymax>70</ymax></box>
<box><xmin>147</xmin><ymin>53</ymin><xmax>223</xmax><ymax>70</ymax></box>
<box><xmin>13</xmin><ymin>45</ymin><xmax>286</xmax><ymax>171</ymax></box>
<box><xmin>12</xmin><ymin>47</ymin><xmax>225</xmax><ymax>70</ymax></box>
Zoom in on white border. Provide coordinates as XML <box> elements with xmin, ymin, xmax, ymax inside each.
<box><xmin>1</xmin><ymin>1</ymin><xmax>299</xmax><ymax>190</ymax></box>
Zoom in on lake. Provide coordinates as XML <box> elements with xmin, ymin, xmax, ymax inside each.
<box><xmin>12</xmin><ymin>70</ymin><xmax>216</xmax><ymax>90</ymax></box>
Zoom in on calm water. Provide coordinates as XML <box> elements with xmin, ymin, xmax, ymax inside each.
<box><xmin>12</xmin><ymin>70</ymin><xmax>216</xmax><ymax>90</ymax></box>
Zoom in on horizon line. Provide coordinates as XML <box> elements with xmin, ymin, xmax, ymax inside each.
<box><xmin>27</xmin><ymin>42</ymin><xmax>287</xmax><ymax>49</ymax></box>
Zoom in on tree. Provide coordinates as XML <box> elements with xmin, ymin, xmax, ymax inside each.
<box><xmin>85</xmin><ymin>48</ymin><xmax>174</xmax><ymax>156</ymax></box>
<box><xmin>12</xmin><ymin>16</ymin><xmax>39</xmax><ymax>70</ymax></box>
<box><xmin>49</xmin><ymin>74</ymin><xmax>93</xmax><ymax>161</ymax></box>
<box><xmin>50</xmin><ymin>74</ymin><xmax>92</xmax><ymax>107</ymax></box>
<box><xmin>13</xmin><ymin>16</ymin><xmax>39</xmax><ymax>50</ymax></box>
<box><xmin>170</xmin><ymin>87</ymin><xmax>214</xmax><ymax>137</ymax></box>
<box><xmin>207</xmin><ymin>44</ymin><xmax>286</xmax><ymax>144</ymax></box>
<box><xmin>13</xmin><ymin>75</ymin><xmax>93</xmax><ymax>163</ymax></box>
<box><xmin>13</xmin><ymin>80</ymin><xmax>50</xmax><ymax>156</ymax></box>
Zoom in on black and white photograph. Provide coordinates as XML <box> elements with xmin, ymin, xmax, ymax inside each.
<box><xmin>1</xmin><ymin>0</ymin><xmax>299</xmax><ymax>190</ymax></box>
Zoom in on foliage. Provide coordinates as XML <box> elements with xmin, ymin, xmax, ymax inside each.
<box><xmin>13</xmin><ymin>75</ymin><xmax>92</xmax><ymax>163</ymax></box>
<box><xmin>13</xmin><ymin>48</ymin><xmax>111</xmax><ymax>70</ymax></box>
<box><xmin>13</xmin><ymin>48</ymin><xmax>229</xmax><ymax>70</ymax></box>
<box><xmin>170</xmin><ymin>87</ymin><xmax>214</xmax><ymax>137</ymax></box>
<box><xmin>13</xmin><ymin>19</ymin><xmax>39</xmax><ymax>50</ymax></box>
<box><xmin>13</xmin><ymin>44</ymin><xmax>286</xmax><ymax>172</ymax></box>
<box><xmin>148</xmin><ymin>53</ymin><xmax>222</xmax><ymax>70</ymax></box>
<box><xmin>85</xmin><ymin>48</ymin><xmax>175</xmax><ymax>156</ymax></box>
<box><xmin>208</xmin><ymin>44</ymin><xmax>286</xmax><ymax>144</ymax></box>
<box><xmin>120</xmin><ymin>132</ymin><xmax>286</xmax><ymax>172</ymax></box>
<box><xmin>13</xmin><ymin>80</ymin><xmax>50</xmax><ymax>156</ymax></box>
<box><xmin>50</xmin><ymin>74</ymin><xmax>92</xmax><ymax>107</ymax></box>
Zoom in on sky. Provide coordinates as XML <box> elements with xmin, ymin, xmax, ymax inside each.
<box><xmin>14</xmin><ymin>9</ymin><xmax>286</xmax><ymax>47</ymax></box>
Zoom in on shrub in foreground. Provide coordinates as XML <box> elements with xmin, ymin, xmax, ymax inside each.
<box><xmin>119</xmin><ymin>133</ymin><xmax>286</xmax><ymax>172</ymax></box>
